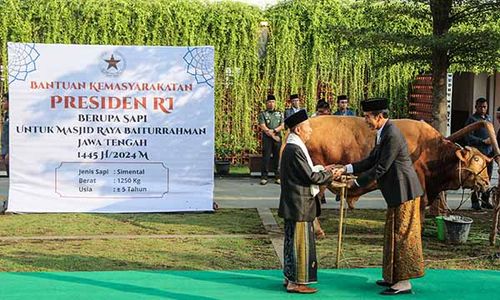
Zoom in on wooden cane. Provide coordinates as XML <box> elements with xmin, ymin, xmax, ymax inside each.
<box><xmin>333</xmin><ymin>175</ymin><xmax>357</xmax><ymax>268</ymax></box>
<box><xmin>335</xmin><ymin>182</ymin><xmax>346</xmax><ymax>268</ymax></box>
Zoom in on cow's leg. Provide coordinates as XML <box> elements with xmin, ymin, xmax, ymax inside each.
<box><xmin>317</xmin><ymin>186</ymin><xmax>327</xmax><ymax>204</ymax></box>
<box><xmin>326</xmin><ymin>184</ymin><xmax>339</xmax><ymax>195</ymax></box>
<box><xmin>313</xmin><ymin>217</ymin><xmax>326</xmax><ymax>239</ymax></box>
<box><xmin>490</xmin><ymin>206</ymin><xmax>500</xmax><ymax>246</ymax></box>
<box><xmin>490</xmin><ymin>190</ymin><xmax>500</xmax><ymax>246</ymax></box>
<box><xmin>419</xmin><ymin>193</ymin><xmax>429</xmax><ymax>228</ymax></box>
<box><xmin>429</xmin><ymin>191</ymin><xmax>447</xmax><ymax>216</ymax></box>
<box><xmin>314</xmin><ymin>189</ymin><xmax>327</xmax><ymax>239</ymax></box>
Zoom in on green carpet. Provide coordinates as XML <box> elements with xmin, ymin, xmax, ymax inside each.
<box><xmin>0</xmin><ymin>268</ymin><xmax>498</xmax><ymax>299</ymax></box>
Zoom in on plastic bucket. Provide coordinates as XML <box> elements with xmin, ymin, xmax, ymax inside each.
<box><xmin>435</xmin><ymin>216</ymin><xmax>445</xmax><ymax>241</ymax></box>
<box><xmin>443</xmin><ymin>215</ymin><xmax>473</xmax><ymax>244</ymax></box>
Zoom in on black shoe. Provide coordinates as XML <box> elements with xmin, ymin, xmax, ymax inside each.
<box><xmin>335</xmin><ymin>194</ymin><xmax>340</xmax><ymax>202</ymax></box>
<box><xmin>472</xmin><ymin>202</ymin><xmax>481</xmax><ymax>211</ymax></box>
<box><xmin>380</xmin><ymin>288</ymin><xmax>412</xmax><ymax>295</ymax></box>
<box><xmin>320</xmin><ymin>196</ymin><xmax>327</xmax><ymax>204</ymax></box>
<box><xmin>376</xmin><ymin>280</ymin><xmax>393</xmax><ymax>287</ymax></box>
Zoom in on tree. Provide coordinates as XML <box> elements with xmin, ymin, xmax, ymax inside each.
<box><xmin>356</xmin><ymin>0</ymin><xmax>500</xmax><ymax>134</ymax></box>
<box><xmin>430</xmin><ymin>0</ymin><xmax>500</xmax><ymax>134</ymax></box>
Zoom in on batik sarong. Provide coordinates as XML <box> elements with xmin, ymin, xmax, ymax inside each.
<box><xmin>383</xmin><ymin>197</ymin><xmax>425</xmax><ymax>283</ymax></box>
<box><xmin>283</xmin><ymin>220</ymin><xmax>317</xmax><ymax>284</ymax></box>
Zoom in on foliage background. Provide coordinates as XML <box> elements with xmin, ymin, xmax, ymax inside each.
<box><xmin>0</xmin><ymin>0</ymin><xmax>497</xmax><ymax>162</ymax></box>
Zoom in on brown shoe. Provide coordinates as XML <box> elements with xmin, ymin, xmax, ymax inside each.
<box><xmin>287</xmin><ymin>284</ymin><xmax>317</xmax><ymax>294</ymax></box>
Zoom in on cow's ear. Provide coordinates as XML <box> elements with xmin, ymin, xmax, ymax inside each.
<box><xmin>455</xmin><ymin>149</ymin><xmax>470</xmax><ymax>163</ymax></box>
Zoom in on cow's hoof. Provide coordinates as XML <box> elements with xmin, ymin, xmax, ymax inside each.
<box><xmin>315</xmin><ymin>230</ymin><xmax>326</xmax><ymax>239</ymax></box>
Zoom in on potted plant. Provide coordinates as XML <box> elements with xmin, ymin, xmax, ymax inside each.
<box><xmin>215</xmin><ymin>144</ymin><xmax>231</xmax><ymax>175</ymax></box>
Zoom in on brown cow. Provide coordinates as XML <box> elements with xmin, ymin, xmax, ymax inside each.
<box><xmin>304</xmin><ymin>116</ymin><xmax>493</xmax><ymax>212</ymax></box>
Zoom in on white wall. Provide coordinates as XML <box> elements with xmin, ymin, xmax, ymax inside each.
<box><xmin>472</xmin><ymin>73</ymin><xmax>489</xmax><ymax>111</ymax></box>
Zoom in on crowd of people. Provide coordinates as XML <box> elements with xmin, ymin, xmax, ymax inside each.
<box><xmin>257</xmin><ymin>94</ymin><xmax>355</xmax><ymax>185</ymax></box>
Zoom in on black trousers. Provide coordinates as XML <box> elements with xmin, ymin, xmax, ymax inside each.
<box><xmin>261</xmin><ymin>135</ymin><xmax>281</xmax><ymax>179</ymax></box>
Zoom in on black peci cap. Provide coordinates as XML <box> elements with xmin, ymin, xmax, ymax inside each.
<box><xmin>361</xmin><ymin>98</ymin><xmax>388</xmax><ymax>112</ymax></box>
<box><xmin>285</xmin><ymin>109</ymin><xmax>308</xmax><ymax>129</ymax></box>
<box><xmin>337</xmin><ymin>95</ymin><xmax>348</xmax><ymax>101</ymax></box>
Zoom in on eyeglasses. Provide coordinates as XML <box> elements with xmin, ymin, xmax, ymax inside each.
<box><xmin>339</xmin><ymin>100</ymin><xmax>348</xmax><ymax>104</ymax></box>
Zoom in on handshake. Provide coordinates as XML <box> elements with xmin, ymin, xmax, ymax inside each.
<box><xmin>324</xmin><ymin>164</ymin><xmax>356</xmax><ymax>188</ymax></box>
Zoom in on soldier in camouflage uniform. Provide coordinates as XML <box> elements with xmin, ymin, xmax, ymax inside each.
<box><xmin>258</xmin><ymin>95</ymin><xmax>284</xmax><ymax>185</ymax></box>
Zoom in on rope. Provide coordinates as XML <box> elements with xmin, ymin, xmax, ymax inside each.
<box><xmin>449</xmin><ymin>158</ymin><xmax>490</xmax><ymax>213</ymax></box>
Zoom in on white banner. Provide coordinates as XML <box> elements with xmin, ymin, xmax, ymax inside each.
<box><xmin>7</xmin><ymin>43</ymin><xmax>214</xmax><ymax>212</ymax></box>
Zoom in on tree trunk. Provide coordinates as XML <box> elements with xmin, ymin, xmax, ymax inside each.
<box><xmin>431</xmin><ymin>50</ymin><xmax>449</xmax><ymax>135</ymax></box>
<box><xmin>430</xmin><ymin>0</ymin><xmax>452</xmax><ymax>135</ymax></box>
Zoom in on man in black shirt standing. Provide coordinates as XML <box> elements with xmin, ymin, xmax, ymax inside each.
<box><xmin>464</xmin><ymin>97</ymin><xmax>494</xmax><ymax>210</ymax></box>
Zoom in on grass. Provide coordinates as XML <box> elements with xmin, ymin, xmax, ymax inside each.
<box><xmin>0</xmin><ymin>237</ymin><xmax>279</xmax><ymax>272</ymax></box>
<box><xmin>0</xmin><ymin>209</ymin><xmax>275</xmax><ymax>272</ymax></box>
<box><xmin>0</xmin><ymin>209</ymin><xmax>265</xmax><ymax>237</ymax></box>
<box><xmin>275</xmin><ymin>209</ymin><xmax>500</xmax><ymax>270</ymax></box>
<box><xmin>0</xmin><ymin>208</ymin><xmax>499</xmax><ymax>272</ymax></box>
<box><xmin>230</xmin><ymin>165</ymin><xmax>250</xmax><ymax>175</ymax></box>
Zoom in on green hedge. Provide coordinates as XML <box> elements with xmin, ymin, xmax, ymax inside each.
<box><xmin>1</xmin><ymin>0</ymin><xmax>491</xmax><ymax>161</ymax></box>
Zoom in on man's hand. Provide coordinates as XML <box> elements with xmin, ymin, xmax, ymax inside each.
<box><xmin>266</xmin><ymin>129</ymin><xmax>281</xmax><ymax>142</ymax></box>
<box><xmin>483</xmin><ymin>137</ymin><xmax>491</xmax><ymax>145</ymax></box>
<box><xmin>332</xmin><ymin>166</ymin><xmax>346</xmax><ymax>180</ymax></box>
<box><xmin>325</xmin><ymin>164</ymin><xmax>343</xmax><ymax>171</ymax></box>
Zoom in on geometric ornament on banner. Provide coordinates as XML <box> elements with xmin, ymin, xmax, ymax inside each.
<box><xmin>7</xmin><ymin>43</ymin><xmax>40</xmax><ymax>84</ymax></box>
<box><xmin>183</xmin><ymin>47</ymin><xmax>214</xmax><ymax>88</ymax></box>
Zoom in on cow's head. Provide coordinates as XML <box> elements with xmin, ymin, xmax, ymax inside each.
<box><xmin>455</xmin><ymin>146</ymin><xmax>492</xmax><ymax>192</ymax></box>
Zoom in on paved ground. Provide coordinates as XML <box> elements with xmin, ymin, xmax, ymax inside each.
<box><xmin>214</xmin><ymin>176</ymin><xmax>484</xmax><ymax>210</ymax></box>
<box><xmin>0</xmin><ymin>173</ymin><xmax>495</xmax><ymax>211</ymax></box>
